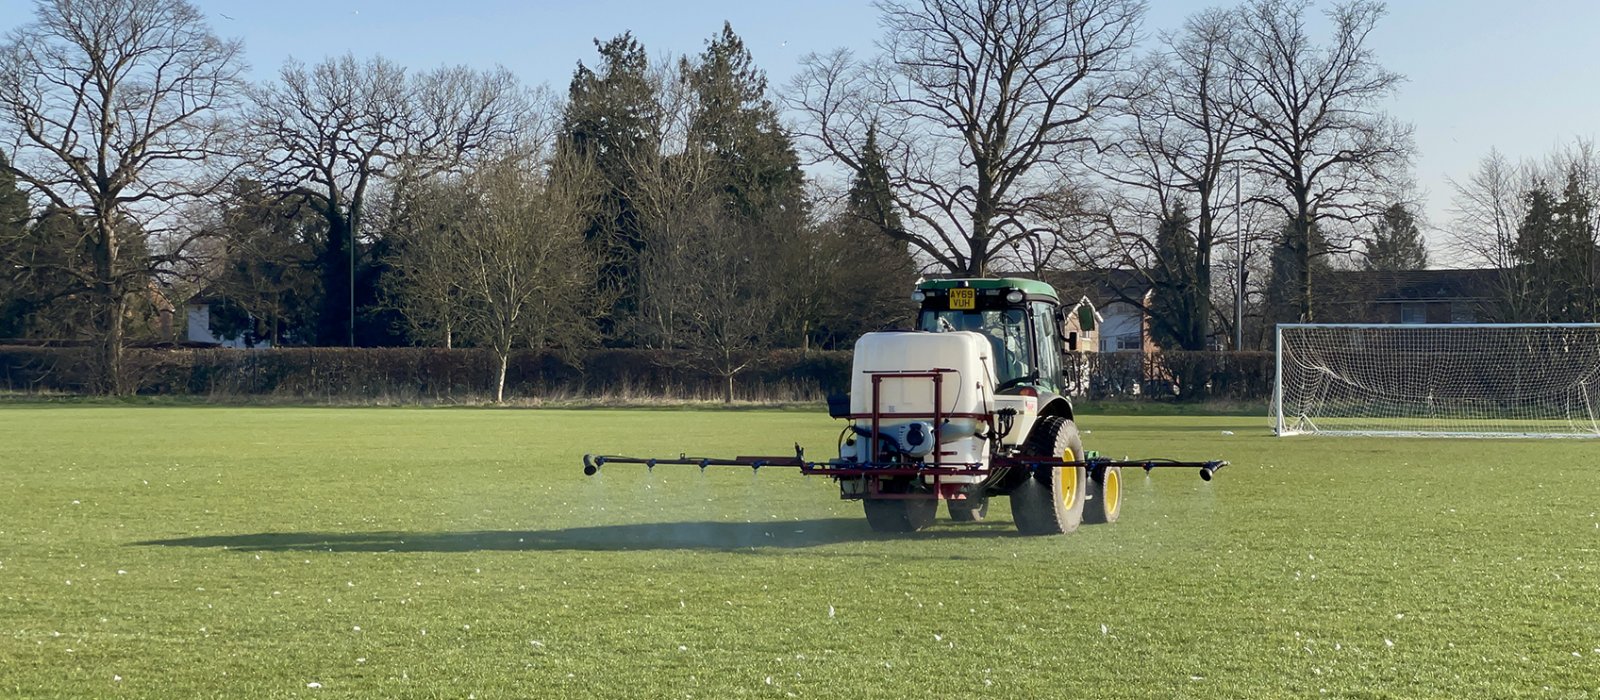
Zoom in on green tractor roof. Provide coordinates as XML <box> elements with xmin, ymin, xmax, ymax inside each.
<box><xmin>916</xmin><ymin>277</ymin><xmax>1060</xmax><ymax>301</ymax></box>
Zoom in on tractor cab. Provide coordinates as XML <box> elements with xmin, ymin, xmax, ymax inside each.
<box><xmin>914</xmin><ymin>278</ymin><xmax>1065</xmax><ymax>397</ymax></box>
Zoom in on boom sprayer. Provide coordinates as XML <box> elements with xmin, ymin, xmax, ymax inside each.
<box><xmin>582</xmin><ymin>278</ymin><xmax>1229</xmax><ymax>535</ymax></box>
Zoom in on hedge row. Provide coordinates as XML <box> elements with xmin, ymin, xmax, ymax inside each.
<box><xmin>0</xmin><ymin>346</ymin><xmax>853</xmax><ymax>401</ymax></box>
<box><xmin>1061</xmin><ymin>350</ymin><xmax>1276</xmax><ymax>401</ymax></box>
<box><xmin>0</xmin><ymin>345</ymin><xmax>1276</xmax><ymax>402</ymax></box>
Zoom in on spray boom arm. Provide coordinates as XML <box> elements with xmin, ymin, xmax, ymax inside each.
<box><xmin>581</xmin><ymin>447</ymin><xmax>1227</xmax><ymax>482</ymax></box>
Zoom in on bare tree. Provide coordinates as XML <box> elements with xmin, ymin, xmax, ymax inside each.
<box><xmin>1449</xmin><ymin>141</ymin><xmax>1599</xmax><ymax>320</ymax></box>
<box><xmin>247</xmin><ymin>55</ymin><xmax>529</xmax><ymax>346</ymax></box>
<box><xmin>380</xmin><ymin>177</ymin><xmax>470</xmax><ymax>348</ymax></box>
<box><xmin>1447</xmin><ymin>142</ymin><xmax>1597</xmax><ymax>267</ymax></box>
<box><xmin>400</xmin><ymin>143</ymin><xmax>603</xmax><ymax>403</ymax></box>
<box><xmin>626</xmin><ymin>64</ymin><xmax>781</xmax><ymax>401</ymax></box>
<box><xmin>0</xmin><ymin>0</ymin><xmax>245</xmax><ymax>392</ymax></box>
<box><xmin>788</xmin><ymin>0</ymin><xmax>1142</xmax><ymax>276</ymax></box>
<box><xmin>1226</xmin><ymin>0</ymin><xmax>1413</xmax><ymax>321</ymax></box>
<box><xmin>1446</xmin><ymin>149</ymin><xmax>1529</xmax><ymax>271</ymax></box>
<box><xmin>1075</xmin><ymin>7</ymin><xmax>1252</xmax><ymax>350</ymax></box>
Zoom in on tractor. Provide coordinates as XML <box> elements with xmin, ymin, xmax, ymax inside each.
<box><xmin>583</xmin><ymin>277</ymin><xmax>1225</xmax><ymax>536</ymax></box>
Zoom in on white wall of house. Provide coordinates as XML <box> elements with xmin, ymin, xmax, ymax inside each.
<box><xmin>1098</xmin><ymin>301</ymin><xmax>1143</xmax><ymax>352</ymax></box>
<box><xmin>185</xmin><ymin>304</ymin><xmax>263</xmax><ymax>349</ymax></box>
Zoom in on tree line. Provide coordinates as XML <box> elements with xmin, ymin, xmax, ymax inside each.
<box><xmin>1</xmin><ymin>0</ymin><xmax>1593</xmax><ymax>399</ymax></box>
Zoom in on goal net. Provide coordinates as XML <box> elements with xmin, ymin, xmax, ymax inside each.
<box><xmin>1273</xmin><ymin>324</ymin><xmax>1600</xmax><ymax>437</ymax></box>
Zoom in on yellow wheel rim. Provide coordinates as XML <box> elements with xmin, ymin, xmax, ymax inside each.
<box><xmin>1104</xmin><ymin>468</ymin><xmax>1121</xmax><ymax>514</ymax></box>
<box><xmin>1058</xmin><ymin>448</ymin><xmax>1077</xmax><ymax>505</ymax></box>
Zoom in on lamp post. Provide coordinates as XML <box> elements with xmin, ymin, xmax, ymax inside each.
<box><xmin>1234</xmin><ymin>166</ymin><xmax>1244</xmax><ymax>351</ymax></box>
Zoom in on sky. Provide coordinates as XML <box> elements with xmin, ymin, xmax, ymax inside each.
<box><xmin>2</xmin><ymin>0</ymin><xmax>1597</xmax><ymax>263</ymax></box>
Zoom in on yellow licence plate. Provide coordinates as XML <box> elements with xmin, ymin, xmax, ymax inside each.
<box><xmin>949</xmin><ymin>288</ymin><xmax>976</xmax><ymax>310</ymax></box>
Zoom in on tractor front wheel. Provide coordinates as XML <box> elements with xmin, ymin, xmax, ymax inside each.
<box><xmin>948</xmin><ymin>497</ymin><xmax>989</xmax><ymax>522</ymax></box>
<box><xmin>1084</xmin><ymin>465</ymin><xmax>1123</xmax><ymax>524</ymax></box>
<box><xmin>1010</xmin><ymin>416</ymin><xmax>1087</xmax><ymax>535</ymax></box>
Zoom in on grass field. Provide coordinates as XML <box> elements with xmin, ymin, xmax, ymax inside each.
<box><xmin>3</xmin><ymin>405</ymin><xmax>1599</xmax><ymax>698</ymax></box>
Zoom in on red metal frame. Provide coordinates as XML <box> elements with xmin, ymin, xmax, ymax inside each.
<box><xmin>854</xmin><ymin>368</ymin><xmax>999</xmax><ymax>499</ymax></box>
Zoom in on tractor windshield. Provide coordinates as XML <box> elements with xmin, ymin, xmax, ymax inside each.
<box><xmin>919</xmin><ymin>308</ymin><xmax>1032</xmax><ymax>387</ymax></box>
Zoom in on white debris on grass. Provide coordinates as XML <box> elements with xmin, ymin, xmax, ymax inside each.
<box><xmin>116</xmin><ymin>570</ymin><xmax>126</xmax><ymax>575</ymax></box>
<box><xmin>1221</xmin><ymin>431</ymin><xmax>1234</xmax><ymax>435</ymax></box>
<box><xmin>307</xmin><ymin>682</ymin><xmax>322</xmax><ymax>688</ymax></box>
<box><xmin>1384</xmin><ymin>639</ymin><xmax>1394</xmax><ymax>648</ymax></box>
<box><xmin>113</xmin><ymin>675</ymin><xmax>121</xmax><ymax>682</ymax></box>
<box><xmin>1100</xmin><ymin>624</ymin><xmax>1108</xmax><ymax>635</ymax></box>
<box><xmin>828</xmin><ymin>605</ymin><xmax>835</xmax><ymax>618</ymax></box>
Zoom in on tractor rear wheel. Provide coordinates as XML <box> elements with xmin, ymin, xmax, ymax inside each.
<box><xmin>948</xmin><ymin>497</ymin><xmax>989</xmax><ymax>522</ymax></box>
<box><xmin>1084</xmin><ymin>465</ymin><xmax>1123</xmax><ymax>524</ymax></box>
<box><xmin>1010</xmin><ymin>416</ymin><xmax>1087</xmax><ymax>535</ymax></box>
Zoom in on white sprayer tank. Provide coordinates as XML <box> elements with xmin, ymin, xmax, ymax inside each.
<box><xmin>848</xmin><ymin>331</ymin><xmax>995</xmax><ymax>478</ymax></box>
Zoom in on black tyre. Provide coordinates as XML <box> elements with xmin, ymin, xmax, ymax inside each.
<box><xmin>863</xmin><ymin>480</ymin><xmax>937</xmax><ymax>532</ymax></box>
<box><xmin>1084</xmin><ymin>465</ymin><xmax>1122</xmax><ymax>525</ymax></box>
<box><xmin>948</xmin><ymin>497</ymin><xmax>989</xmax><ymax>522</ymax></box>
<box><xmin>1009</xmin><ymin>416</ymin><xmax>1087</xmax><ymax>535</ymax></box>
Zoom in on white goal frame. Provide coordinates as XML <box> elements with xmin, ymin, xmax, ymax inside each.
<box><xmin>1273</xmin><ymin>323</ymin><xmax>1600</xmax><ymax>438</ymax></box>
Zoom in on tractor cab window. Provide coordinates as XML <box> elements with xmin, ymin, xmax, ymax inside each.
<box><xmin>919</xmin><ymin>308</ymin><xmax>1032</xmax><ymax>388</ymax></box>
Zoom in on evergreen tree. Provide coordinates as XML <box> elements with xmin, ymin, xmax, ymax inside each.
<box><xmin>0</xmin><ymin>150</ymin><xmax>34</xmax><ymax>336</ymax></box>
<box><xmin>562</xmin><ymin>33</ymin><xmax>659</xmax><ymax>342</ymax></box>
<box><xmin>1148</xmin><ymin>203</ymin><xmax>1207</xmax><ymax>351</ymax></box>
<box><xmin>1</xmin><ymin>205</ymin><xmax>99</xmax><ymax>338</ymax></box>
<box><xmin>1507</xmin><ymin>185</ymin><xmax>1559</xmax><ymax>321</ymax></box>
<box><xmin>808</xmin><ymin>127</ymin><xmax>918</xmax><ymax>348</ymax></box>
<box><xmin>1511</xmin><ymin>175</ymin><xmax>1600</xmax><ymax>321</ymax></box>
<box><xmin>683</xmin><ymin>23</ymin><xmax>805</xmax><ymax>224</ymax></box>
<box><xmin>1362</xmin><ymin>203</ymin><xmax>1429</xmax><ymax>271</ymax></box>
<box><xmin>847</xmin><ymin>127</ymin><xmax>903</xmax><ymax>235</ymax></box>
<box><xmin>1551</xmin><ymin>173</ymin><xmax>1598</xmax><ymax>321</ymax></box>
<box><xmin>1266</xmin><ymin>218</ymin><xmax>1333</xmax><ymax>324</ymax></box>
<box><xmin>207</xmin><ymin>180</ymin><xmax>324</xmax><ymax>345</ymax></box>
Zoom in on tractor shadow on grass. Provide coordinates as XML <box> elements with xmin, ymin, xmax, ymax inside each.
<box><xmin>136</xmin><ymin>518</ymin><xmax>1023</xmax><ymax>553</ymax></box>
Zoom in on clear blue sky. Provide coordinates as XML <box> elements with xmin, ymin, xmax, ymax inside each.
<box><xmin>3</xmin><ymin>0</ymin><xmax>1597</xmax><ymax>257</ymax></box>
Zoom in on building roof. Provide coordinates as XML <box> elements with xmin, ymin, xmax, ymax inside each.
<box><xmin>1038</xmin><ymin>269</ymin><xmax>1151</xmax><ymax>307</ymax></box>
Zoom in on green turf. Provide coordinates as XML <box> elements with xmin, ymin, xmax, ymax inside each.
<box><xmin>2</xmin><ymin>406</ymin><xmax>1598</xmax><ymax>698</ymax></box>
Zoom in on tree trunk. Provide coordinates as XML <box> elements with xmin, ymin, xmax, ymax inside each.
<box><xmin>495</xmin><ymin>352</ymin><xmax>508</xmax><ymax>404</ymax></box>
<box><xmin>725</xmin><ymin>372</ymin><xmax>734</xmax><ymax>404</ymax></box>
<box><xmin>90</xmin><ymin>212</ymin><xmax>128</xmax><ymax>395</ymax></box>
<box><xmin>96</xmin><ymin>293</ymin><xmax>128</xmax><ymax>395</ymax></box>
<box><xmin>1294</xmin><ymin>214</ymin><xmax>1315</xmax><ymax>323</ymax></box>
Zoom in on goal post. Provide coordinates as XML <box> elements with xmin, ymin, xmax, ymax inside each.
<box><xmin>1273</xmin><ymin>323</ymin><xmax>1600</xmax><ymax>438</ymax></box>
